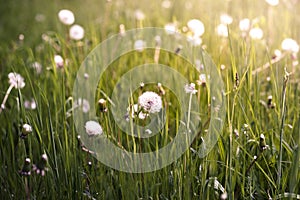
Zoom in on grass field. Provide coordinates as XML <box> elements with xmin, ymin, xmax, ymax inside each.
<box><xmin>0</xmin><ymin>0</ymin><xmax>299</xmax><ymax>199</ymax></box>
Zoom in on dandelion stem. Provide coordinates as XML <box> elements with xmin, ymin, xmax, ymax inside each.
<box><xmin>0</xmin><ymin>84</ymin><xmax>14</xmax><ymax>114</ymax></box>
<box><xmin>277</xmin><ymin>68</ymin><xmax>289</xmax><ymax>189</ymax></box>
<box><xmin>187</xmin><ymin>93</ymin><xmax>193</xmax><ymax>132</ymax></box>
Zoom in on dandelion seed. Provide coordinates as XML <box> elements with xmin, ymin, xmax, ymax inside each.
<box><xmin>239</xmin><ymin>18</ymin><xmax>251</xmax><ymax>32</ymax></box>
<box><xmin>265</xmin><ymin>0</ymin><xmax>279</xmax><ymax>6</ymax></box>
<box><xmin>187</xmin><ymin>19</ymin><xmax>205</xmax><ymax>37</ymax></box>
<box><xmin>185</xmin><ymin>83</ymin><xmax>197</xmax><ymax>94</ymax></box>
<box><xmin>134</xmin><ymin>40</ymin><xmax>145</xmax><ymax>52</ymax></box>
<box><xmin>138</xmin><ymin>91</ymin><xmax>162</xmax><ymax>113</ymax></box>
<box><xmin>69</xmin><ymin>24</ymin><xmax>85</xmax><ymax>40</ymax></box>
<box><xmin>58</xmin><ymin>9</ymin><xmax>75</xmax><ymax>25</ymax></box>
<box><xmin>54</xmin><ymin>55</ymin><xmax>64</xmax><ymax>68</ymax></box>
<box><xmin>85</xmin><ymin>121</ymin><xmax>103</xmax><ymax>136</ymax></box>
<box><xmin>216</xmin><ymin>24</ymin><xmax>228</xmax><ymax>37</ymax></box>
<box><xmin>281</xmin><ymin>38</ymin><xmax>299</xmax><ymax>53</ymax></box>
<box><xmin>249</xmin><ymin>27</ymin><xmax>263</xmax><ymax>40</ymax></box>
<box><xmin>220</xmin><ymin>13</ymin><xmax>233</xmax><ymax>25</ymax></box>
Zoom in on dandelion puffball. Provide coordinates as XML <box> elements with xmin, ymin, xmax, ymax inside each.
<box><xmin>249</xmin><ymin>27</ymin><xmax>263</xmax><ymax>40</ymax></box>
<box><xmin>216</xmin><ymin>24</ymin><xmax>228</xmax><ymax>37</ymax></box>
<box><xmin>54</xmin><ymin>55</ymin><xmax>64</xmax><ymax>68</ymax></box>
<box><xmin>8</xmin><ymin>72</ymin><xmax>25</xmax><ymax>89</ymax></box>
<box><xmin>58</xmin><ymin>9</ymin><xmax>75</xmax><ymax>25</ymax></box>
<box><xmin>134</xmin><ymin>40</ymin><xmax>145</xmax><ymax>52</ymax></box>
<box><xmin>281</xmin><ymin>38</ymin><xmax>299</xmax><ymax>53</ymax></box>
<box><xmin>138</xmin><ymin>91</ymin><xmax>162</xmax><ymax>114</ymax></box>
<box><xmin>220</xmin><ymin>14</ymin><xmax>233</xmax><ymax>25</ymax></box>
<box><xmin>85</xmin><ymin>121</ymin><xmax>103</xmax><ymax>136</ymax></box>
<box><xmin>185</xmin><ymin>83</ymin><xmax>197</xmax><ymax>94</ymax></box>
<box><xmin>239</xmin><ymin>18</ymin><xmax>251</xmax><ymax>32</ymax></box>
<box><xmin>265</xmin><ymin>0</ymin><xmax>279</xmax><ymax>6</ymax></box>
<box><xmin>187</xmin><ymin>19</ymin><xmax>205</xmax><ymax>37</ymax></box>
<box><xmin>69</xmin><ymin>24</ymin><xmax>85</xmax><ymax>40</ymax></box>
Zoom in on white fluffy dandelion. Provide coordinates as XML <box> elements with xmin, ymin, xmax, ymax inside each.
<box><xmin>185</xmin><ymin>83</ymin><xmax>197</xmax><ymax>94</ymax></box>
<box><xmin>85</xmin><ymin>121</ymin><xmax>103</xmax><ymax>136</ymax></box>
<box><xmin>220</xmin><ymin>13</ymin><xmax>233</xmax><ymax>25</ymax></box>
<box><xmin>164</xmin><ymin>23</ymin><xmax>177</xmax><ymax>35</ymax></box>
<box><xmin>54</xmin><ymin>55</ymin><xmax>64</xmax><ymax>68</ymax></box>
<box><xmin>216</xmin><ymin>24</ymin><xmax>228</xmax><ymax>37</ymax></box>
<box><xmin>239</xmin><ymin>18</ymin><xmax>251</xmax><ymax>32</ymax></box>
<box><xmin>8</xmin><ymin>72</ymin><xmax>25</xmax><ymax>89</ymax></box>
<box><xmin>187</xmin><ymin>19</ymin><xmax>205</xmax><ymax>37</ymax></box>
<box><xmin>58</xmin><ymin>9</ymin><xmax>75</xmax><ymax>25</ymax></box>
<box><xmin>281</xmin><ymin>38</ymin><xmax>299</xmax><ymax>53</ymax></box>
<box><xmin>134</xmin><ymin>10</ymin><xmax>145</xmax><ymax>21</ymax></box>
<box><xmin>69</xmin><ymin>24</ymin><xmax>85</xmax><ymax>40</ymax></box>
<box><xmin>265</xmin><ymin>0</ymin><xmax>279</xmax><ymax>6</ymax></box>
<box><xmin>138</xmin><ymin>91</ymin><xmax>162</xmax><ymax>113</ymax></box>
<box><xmin>249</xmin><ymin>27</ymin><xmax>263</xmax><ymax>40</ymax></box>
<box><xmin>0</xmin><ymin>72</ymin><xmax>25</xmax><ymax>113</ymax></box>
<box><xmin>134</xmin><ymin>40</ymin><xmax>145</xmax><ymax>52</ymax></box>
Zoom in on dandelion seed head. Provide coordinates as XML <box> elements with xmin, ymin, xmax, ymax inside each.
<box><xmin>281</xmin><ymin>38</ymin><xmax>299</xmax><ymax>53</ymax></box>
<box><xmin>216</xmin><ymin>24</ymin><xmax>228</xmax><ymax>37</ymax></box>
<box><xmin>164</xmin><ymin>23</ymin><xmax>177</xmax><ymax>35</ymax></box>
<box><xmin>134</xmin><ymin>10</ymin><xmax>145</xmax><ymax>20</ymax></box>
<box><xmin>8</xmin><ymin>72</ymin><xmax>25</xmax><ymax>89</ymax></box>
<box><xmin>58</xmin><ymin>9</ymin><xmax>75</xmax><ymax>25</ymax></box>
<box><xmin>54</xmin><ymin>55</ymin><xmax>64</xmax><ymax>68</ymax></box>
<box><xmin>265</xmin><ymin>0</ymin><xmax>279</xmax><ymax>6</ymax></box>
<box><xmin>22</xmin><ymin>124</ymin><xmax>32</xmax><ymax>135</ymax></box>
<box><xmin>185</xmin><ymin>83</ymin><xmax>197</xmax><ymax>94</ymax></box>
<box><xmin>85</xmin><ymin>121</ymin><xmax>103</xmax><ymax>136</ymax></box>
<box><xmin>239</xmin><ymin>18</ymin><xmax>251</xmax><ymax>32</ymax></box>
<box><xmin>220</xmin><ymin>13</ymin><xmax>233</xmax><ymax>25</ymax></box>
<box><xmin>138</xmin><ymin>91</ymin><xmax>162</xmax><ymax>113</ymax></box>
<box><xmin>249</xmin><ymin>27</ymin><xmax>263</xmax><ymax>40</ymax></box>
<box><xmin>134</xmin><ymin>40</ymin><xmax>145</xmax><ymax>52</ymax></box>
<box><xmin>69</xmin><ymin>24</ymin><xmax>85</xmax><ymax>40</ymax></box>
<box><xmin>187</xmin><ymin>19</ymin><xmax>205</xmax><ymax>37</ymax></box>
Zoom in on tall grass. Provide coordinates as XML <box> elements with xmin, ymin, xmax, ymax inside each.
<box><xmin>0</xmin><ymin>0</ymin><xmax>299</xmax><ymax>199</ymax></box>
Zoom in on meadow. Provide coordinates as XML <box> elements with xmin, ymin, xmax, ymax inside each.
<box><xmin>0</xmin><ymin>0</ymin><xmax>299</xmax><ymax>199</ymax></box>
